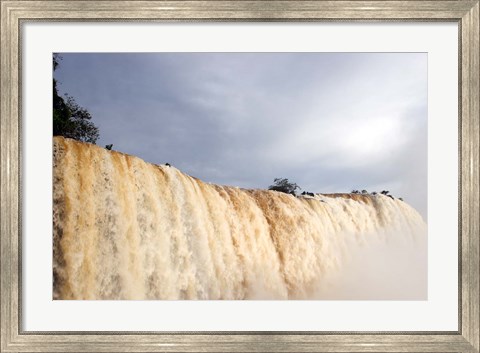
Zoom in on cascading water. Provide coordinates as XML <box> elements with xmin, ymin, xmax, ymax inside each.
<box><xmin>53</xmin><ymin>136</ymin><xmax>427</xmax><ymax>300</ymax></box>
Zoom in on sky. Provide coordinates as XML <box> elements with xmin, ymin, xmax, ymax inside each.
<box><xmin>54</xmin><ymin>53</ymin><xmax>427</xmax><ymax>219</ymax></box>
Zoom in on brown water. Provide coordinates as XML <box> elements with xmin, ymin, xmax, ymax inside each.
<box><xmin>53</xmin><ymin>136</ymin><xmax>427</xmax><ymax>300</ymax></box>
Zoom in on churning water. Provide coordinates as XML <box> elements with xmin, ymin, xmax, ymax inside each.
<box><xmin>53</xmin><ymin>137</ymin><xmax>427</xmax><ymax>300</ymax></box>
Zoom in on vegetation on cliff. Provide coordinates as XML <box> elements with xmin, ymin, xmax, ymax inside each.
<box><xmin>53</xmin><ymin>54</ymin><xmax>99</xmax><ymax>144</ymax></box>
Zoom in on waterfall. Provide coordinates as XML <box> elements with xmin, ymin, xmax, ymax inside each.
<box><xmin>53</xmin><ymin>137</ymin><xmax>427</xmax><ymax>300</ymax></box>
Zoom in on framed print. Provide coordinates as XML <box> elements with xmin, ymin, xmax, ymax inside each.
<box><xmin>1</xmin><ymin>1</ymin><xmax>479</xmax><ymax>352</ymax></box>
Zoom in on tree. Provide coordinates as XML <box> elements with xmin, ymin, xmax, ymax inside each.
<box><xmin>268</xmin><ymin>178</ymin><xmax>301</xmax><ymax>195</ymax></box>
<box><xmin>53</xmin><ymin>54</ymin><xmax>99</xmax><ymax>144</ymax></box>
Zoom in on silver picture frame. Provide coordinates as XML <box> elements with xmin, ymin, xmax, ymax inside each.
<box><xmin>1</xmin><ymin>1</ymin><xmax>478</xmax><ymax>352</ymax></box>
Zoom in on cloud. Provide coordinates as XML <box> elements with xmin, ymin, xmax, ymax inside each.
<box><xmin>54</xmin><ymin>52</ymin><xmax>427</xmax><ymax>218</ymax></box>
